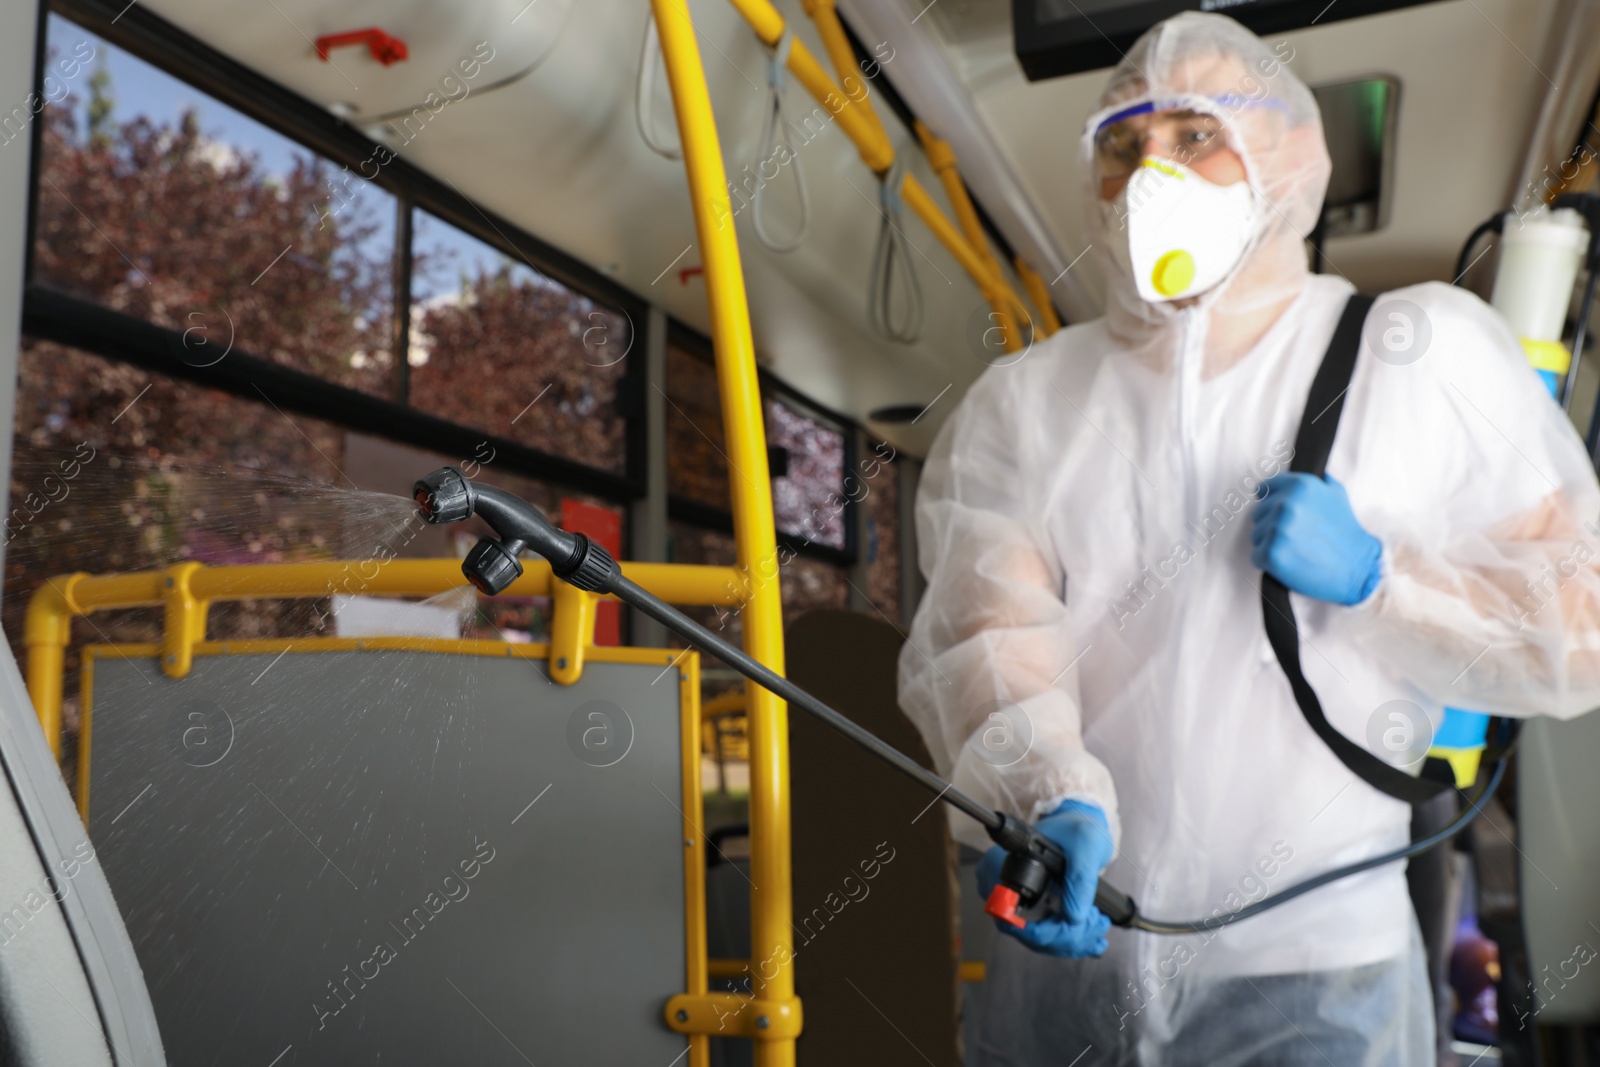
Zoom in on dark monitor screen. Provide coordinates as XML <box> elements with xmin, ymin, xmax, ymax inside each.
<box><xmin>1014</xmin><ymin>0</ymin><xmax>1448</xmax><ymax>81</ymax></box>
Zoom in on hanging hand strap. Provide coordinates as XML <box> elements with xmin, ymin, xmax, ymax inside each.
<box><xmin>868</xmin><ymin>160</ymin><xmax>924</xmax><ymax>343</ymax></box>
<box><xmin>635</xmin><ymin>12</ymin><xmax>682</xmax><ymax>160</ymax></box>
<box><xmin>751</xmin><ymin>32</ymin><xmax>809</xmax><ymax>253</ymax></box>
<box><xmin>1262</xmin><ymin>292</ymin><xmax>1451</xmax><ymax>805</ymax></box>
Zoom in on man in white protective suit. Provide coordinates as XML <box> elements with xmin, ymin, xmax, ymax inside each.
<box><xmin>898</xmin><ymin>11</ymin><xmax>1600</xmax><ymax>1066</ymax></box>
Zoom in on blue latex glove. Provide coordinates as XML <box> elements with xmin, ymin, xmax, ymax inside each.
<box><xmin>1250</xmin><ymin>473</ymin><xmax>1383</xmax><ymax>606</ymax></box>
<box><xmin>976</xmin><ymin>800</ymin><xmax>1114</xmax><ymax>957</ymax></box>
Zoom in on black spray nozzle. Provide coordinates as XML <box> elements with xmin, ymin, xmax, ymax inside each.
<box><xmin>461</xmin><ymin>537</ymin><xmax>524</xmax><ymax>596</ymax></box>
<box><xmin>413</xmin><ymin>466</ymin><xmax>474</xmax><ymax>523</ymax></box>
<box><xmin>412</xmin><ymin>466</ymin><xmax>619</xmax><ymax>595</ymax></box>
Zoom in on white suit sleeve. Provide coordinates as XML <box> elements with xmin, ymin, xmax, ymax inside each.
<box><xmin>897</xmin><ymin>372</ymin><xmax>1119</xmax><ymax>852</ymax></box>
<box><xmin>1338</xmin><ymin>284</ymin><xmax>1600</xmax><ymax>720</ymax></box>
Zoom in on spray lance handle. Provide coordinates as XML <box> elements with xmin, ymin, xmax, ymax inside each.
<box><xmin>412</xmin><ymin>466</ymin><xmax>1141</xmax><ymax>932</ymax></box>
<box><xmin>982</xmin><ymin>811</ymin><xmax>1136</xmax><ymax>929</ymax></box>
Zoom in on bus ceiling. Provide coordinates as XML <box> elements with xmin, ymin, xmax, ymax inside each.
<box><xmin>89</xmin><ymin>0</ymin><xmax>1600</xmax><ymax>452</ymax></box>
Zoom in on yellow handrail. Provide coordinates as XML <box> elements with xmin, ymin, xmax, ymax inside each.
<box><xmin>703</xmin><ymin>690</ymin><xmax>748</xmax><ymax>720</ymax></box>
<box><xmin>916</xmin><ymin>121</ymin><xmax>1038</xmax><ymax>350</ymax></box>
<box><xmin>24</xmin><ymin>557</ymin><xmax>748</xmax><ymax>757</ymax></box>
<box><xmin>799</xmin><ymin>0</ymin><xmax>890</xmax><ymax>149</ymax></box>
<box><xmin>731</xmin><ymin>0</ymin><xmax>1041</xmax><ymax>351</ymax></box>
<box><xmin>726</xmin><ymin>0</ymin><xmax>893</xmax><ymax>173</ymax></box>
<box><xmin>917</xmin><ymin>122</ymin><xmax>1002</xmax><ymax>282</ymax></box>
<box><xmin>1015</xmin><ymin>257</ymin><xmax>1063</xmax><ymax>334</ymax></box>
<box><xmin>653</xmin><ymin>1</ymin><xmax>800</xmax><ymax>1062</ymax></box>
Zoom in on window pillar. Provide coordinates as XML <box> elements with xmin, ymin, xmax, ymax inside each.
<box><xmin>0</xmin><ymin>5</ymin><xmax>42</xmax><ymax>598</ymax></box>
<box><xmin>630</xmin><ymin>304</ymin><xmax>670</xmax><ymax>646</ymax></box>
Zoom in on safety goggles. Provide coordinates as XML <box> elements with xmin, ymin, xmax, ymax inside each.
<box><xmin>1092</xmin><ymin>107</ymin><xmax>1229</xmax><ymax>181</ymax></box>
<box><xmin>1086</xmin><ymin>93</ymin><xmax>1287</xmax><ymax>180</ymax></box>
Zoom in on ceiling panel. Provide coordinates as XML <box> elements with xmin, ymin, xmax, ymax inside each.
<box><xmin>136</xmin><ymin>0</ymin><xmax>1000</xmax><ymax>453</ymax></box>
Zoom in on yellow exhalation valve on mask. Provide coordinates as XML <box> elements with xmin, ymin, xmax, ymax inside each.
<box><xmin>1118</xmin><ymin>158</ymin><xmax>1257</xmax><ymax>303</ymax></box>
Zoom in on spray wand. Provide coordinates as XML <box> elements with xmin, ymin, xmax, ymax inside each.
<box><xmin>412</xmin><ymin>467</ymin><xmax>1508</xmax><ymax>937</ymax></box>
<box><xmin>412</xmin><ymin>467</ymin><xmax>1134</xmax><ymax>930</ymax></box>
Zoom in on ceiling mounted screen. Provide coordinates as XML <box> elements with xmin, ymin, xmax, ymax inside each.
<box><xmin>1014</xmin><ymin>0</ymin><xmax>1447</xmax><ymax>81</ymax></box>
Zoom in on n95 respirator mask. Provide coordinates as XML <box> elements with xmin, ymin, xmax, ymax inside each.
<box><xmin>1104</xmin><ymin>158</ymin><xmax>1258</xmax><ymax>303</ymax></box>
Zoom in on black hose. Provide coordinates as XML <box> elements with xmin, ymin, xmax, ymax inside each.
<box><xmin>1576</xmin><ymin>267</ymin><xmax>1600</xmax><ymax>421</ymax></box>
<box><xmin>1568</xmin><ymin>268</ymin><xmax>1593</xmax><ymax>415</ymax></box>
<box><xmin>1453</xmin><ymin>213</ymin><xmax>1504</xmax><ymax>286</ymax></box>
<box><xmin>608</xmin><ymin>570</ymin><xmax>1003</xmax><ymax>832</ymax></box>
<box><xmin>418</xmin><ymin>467</ymin><xmax>1513</xmax><ymax>937</ymax></box>
<box><xmin>1127</xmin><ymin>759</ymin><xmax>1506</xmax><ymax>934</ymax></box>
<box><xmin>614</xmin><ymin>564</ymin><xmax>1510</xmax><ymax>936</ymax></box>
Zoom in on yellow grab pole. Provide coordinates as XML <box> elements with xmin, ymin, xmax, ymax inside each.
<box><xmin>724</xmin><ymin>0</ymin><xmax>1033</xmax><ymax>353</ymax></box>
<box><xmin>22</xmin><ymin>573</ymin><xmax>81</xmax><ymax>756</ymax></box>
<box><xmin>916</xmin><ymin>121</ymin><xmax>1048</xmax><ymax>347</ymax></box>
<box><xmin>727</xmin><ymin>0</ymin><xmax>893</xmax><ymax>174</ymax></box>
<box><xmin>1015</xmin><ymin>257</ymin><xmax>1063</xmax><ymax>334</ymax></box>
<box><xmin>915</xmin><ymin>123</ymin><xmax>1025</xmax><ymax>343</ymax></box>
<box><xmin>899</xmin><ymin>174</ymin><xmax>1027</xmax><ymax>352</ymax></box>
<box><xmin>916</xmin><ymin>122</ymin><xmax>1001</xmax><ymax>285</ymax></box>
<box><xmin>799</xmin><ymin>0</ymin><xmax>890</xmax><ymax>149</ymax></box>
<box><xmin>652</xmin><ymin>3</ymin><xmax>798</xmax><ymax>1065</ymax></box>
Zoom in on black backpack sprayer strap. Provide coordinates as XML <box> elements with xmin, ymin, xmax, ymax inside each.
<box><xmin>1263</xmin><ymin>292</ymin><xmax>1520</xmax><ymax>811</ymax></box>
<box><xmin>412</xmin><ymin>348</ymin><xmax>1513</xmax><ymax>937</ymax></box>
<box><xmin>1261</xmin><ymin>293</ymin><xmax>1453</xmax><ymax>805</ymax></box>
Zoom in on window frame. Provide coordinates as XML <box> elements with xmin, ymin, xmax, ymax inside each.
<box><xmin>24</xmin><ymin>0</ymin><xmax>649</xmax><ymax>504</ymax></box>
<box><xmin>23</xmin><ymin>0</ymin><xmax>899</xmax><ymax>582</ymax></box>
<box><xmin>664</xmin><ymin>320</ymin><xmax>859</xmax><ymax>569</ymax></box>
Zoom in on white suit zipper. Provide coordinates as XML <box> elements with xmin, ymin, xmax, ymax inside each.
<box><xmin>1178</xmin><ymin>306</ymin><xmax>1206</xmax><ymax>530</ymax></box>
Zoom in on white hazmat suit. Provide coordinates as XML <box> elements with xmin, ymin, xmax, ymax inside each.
<box><xmin>899</xmin><ymin>12</ymin><xmax>1600</xmax><ymax>1065</ymax></box>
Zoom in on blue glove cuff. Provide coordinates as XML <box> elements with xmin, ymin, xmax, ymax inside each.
<box><xmin>1352</xmin><ymin>532</ymin><xmax>1384</xmax><ymax>605</ymax></box>
<box><xmin>1046</xmin><ymin>799</ymin><xmax>1109</xmax><ymax>829</ymax></box>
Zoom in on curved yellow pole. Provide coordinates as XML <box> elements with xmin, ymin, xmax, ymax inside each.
<box><xmin>752</xmin><ymin>0</ymin><xmax>1040</xmax><ymax>351</ymax></box>
<box><xmin>1015</xmin><ymin>257</ymin><xmax>1063</xmax><ymax>334</ymax></box>
<box><xmin>916</xmin><ymin>121</ymin><xmax>1041</xmax><ymax>349</ymax></box>
<box><xmin>727</xmin><ymin>0</ymin><xmax>893</xmax><ymax>173</ymax></box>
<box><xmin>23</xmin><ymin>573</ymin><xmax>81</xmax><ymax>758</ymax></box>
<box><xmin>652</xmin><ymin>3</ymin><xmax>797</xmax><ymax>1065</ymax></box>
<box><xmin>799</xmin><ymin>0</ymin><xmax>890</xmax><ymax>149</ymax></box>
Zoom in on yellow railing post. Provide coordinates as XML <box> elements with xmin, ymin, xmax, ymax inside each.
<box><xmin>548</xmin><ymin>580</ymin><xmax>598</xmax><ymax>685</ymax></box>
<box><xmin>23</xmin><ymin>572</ymin><xmax>82</xmax><ymax>758</ymax></box>
<box><xmin>651</xmin><ymin>1</ymin><xmax>799</xmax><ymax>1062</ymax></box>
<box><xmin>727</xmin><ymin>0</ymin><xmax>893</xmax><ymax>174</ymax></box>
<box><xmin>160</xmin><ymin>561</ymin><xmax>210</xmax><ymax>679</ymax></box>
<box><xmin>799</xmin><ymin>0</ymin><xmax>891</xmax><ymax>149</ymax></box>
<box><xmin>916</xmin><ymin>121</ymin><xmax>1037</xmax><ymax>351</ymax></box>
<box><xmin>1014</xmin><ymin>257</ymin><xmax>1062</xmax><ymax>335</ymax></box>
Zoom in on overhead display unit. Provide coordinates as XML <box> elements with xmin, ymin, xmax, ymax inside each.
<box><xmin>1013</xmin><ymin>0</ymin><xmax>1447</xmax><ymax>81</ymax></box>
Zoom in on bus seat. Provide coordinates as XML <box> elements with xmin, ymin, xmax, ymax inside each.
<box><xmin>787</xmin><ymin>609</ymin><xmax>962</xmax><ymax>1066</ymax></box>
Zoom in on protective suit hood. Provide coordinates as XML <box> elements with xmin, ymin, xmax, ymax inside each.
<box><xmin>1082</xmin><ymin>12</ymin><xmax>1331</xmax><ymax>374</ymax></box>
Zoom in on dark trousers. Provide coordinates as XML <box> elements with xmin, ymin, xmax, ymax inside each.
<box><xmin>1407</xmin><ymin>789</ymin><xmax>1464</xmax><ymax>1067</ymax></box>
